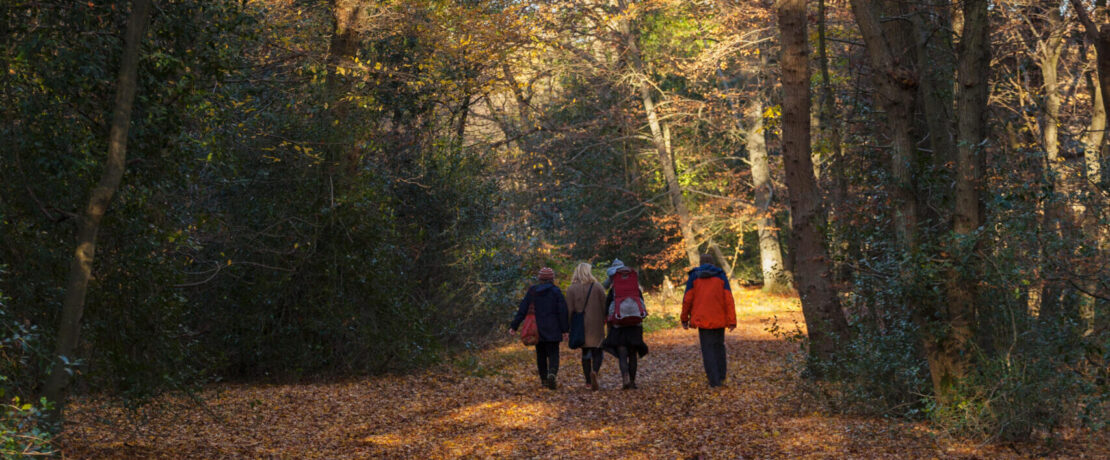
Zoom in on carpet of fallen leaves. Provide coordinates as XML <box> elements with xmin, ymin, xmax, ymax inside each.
<box><xmin>62</xmin><ymin>288</ymin><xmax>1108</xmax><ymax>459</ymax></box>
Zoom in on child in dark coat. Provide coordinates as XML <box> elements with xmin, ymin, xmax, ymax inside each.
<box><xmin>511</xmin><ymin>267</ymin><xmax>569</xmax><ymax>389</ymax></box>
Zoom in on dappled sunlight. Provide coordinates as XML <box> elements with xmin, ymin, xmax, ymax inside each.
<box><xmin>442</xmin><ymin>400</ymin><xmax>560</xmax><ymax>430</ymax></box>
<box><xmin>359</xmin><ymin>433</ymin><xmax>403</xmax><ymax>448</ymax></box>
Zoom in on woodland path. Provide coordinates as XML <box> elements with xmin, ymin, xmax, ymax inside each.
<box><xmin>62</xmin><ymin>289</ymin><xmax>1104</xmax><ymax>459</ymax></box>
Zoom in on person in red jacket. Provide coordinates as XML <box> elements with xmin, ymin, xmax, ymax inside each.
<box><xmin>681</xmin><ymin>254</ymin><xmax>736</xmax><ymax>387</ymax></box>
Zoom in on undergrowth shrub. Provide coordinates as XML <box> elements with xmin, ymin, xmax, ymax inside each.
<box><xmin>777</xmin><ymin>167</ymin><xmax>1110</xmax><ymax>442</ymax></box>
<box><xmin>0</xmin><ymin>268</ymin><xmax>55</xmax><ymax>456</ymax></box>
<box><xmin>1</xmin><ymin>396</ymin><xmax>54</xmax><ymax>458</ymax></box>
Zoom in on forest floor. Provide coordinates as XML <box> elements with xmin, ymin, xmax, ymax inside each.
<box><xmin>62</xmin><ymin>288</ymin><xmax>1107</xmax><ymax>459</ymax></box>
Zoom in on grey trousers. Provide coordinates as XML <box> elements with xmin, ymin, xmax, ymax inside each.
<box><xmin>698</xmin><ymin>328</ymin><xmax>727</xmax><ymax>387</ymax></box>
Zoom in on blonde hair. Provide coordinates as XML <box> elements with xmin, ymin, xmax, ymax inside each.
<box><xmin>571</xmin><ymin>262</ymin><xmax>598</xmax><ymax>285</ymax></box>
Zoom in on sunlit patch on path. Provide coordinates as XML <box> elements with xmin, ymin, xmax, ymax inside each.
<box><xmin>61</xmin><ymin>288</ymin><xmax>1107</xmax><ymax>458</ymax></box>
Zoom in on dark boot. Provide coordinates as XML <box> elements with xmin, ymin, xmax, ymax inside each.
<box><xmin>590</xmin><ymin>370</ymin><xmax>600</xmax><ymax>391</ymax></box>
<box><xmin>629</xmin><ymin>353</ymin><xmax>639</xmax><ymax>389</ymax></box>
<box><xmin>546</xmin><ymin>373</ymin><xmax>557</xmax><ymax>390</ymax></box>
<box><xmin>582</xmin><ymin>358</ymin><xmax>592</xmax><ymax>387</ymax></box>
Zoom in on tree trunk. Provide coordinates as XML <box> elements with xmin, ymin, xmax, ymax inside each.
<box><xmin>616</xmin><ymin>0</ymin><xmax>700</xmax><ymax>267</ymax></box>
<box><xmin>1040</xmin><ymin>30</ymin><xmax>1065</xmax><ymax>163</ymax></box>
<box><xmin>932</xmin><ymin>0</ymin><xmax>989</xmax><ymax>403</ymax></box>
<box><xmin>1073</xmin><ymin>0</ymin><xmax>1110</xmax><ymax>123</ymax></box>
<box><xmin>1082</xmin><ymin>33</ymin><xmax>1107</xmax><ymax>337</ymax></box>
<box><xmin>817</xmin><ymin>0</ymin><xmax>850</xmax><ymax>284</ymax></box>
<box><xmin>849</xmin><ymin>0</ymin><xmax>920</xmax><ymax>251</ymax></box>
<box><xmin>324</xmin><ymin>0</ymin><xmax>362</xmax><ymax>181</ymax></box>
<box><xmin>777</xmin><ymin>0</ymin><xmax>849</xmax><ymax>364</ymax></box>
<box><xmin>1072</xmin><ymin>0</ymin><xmax>1110</xmax><ymax>353</ymax></box>
<box><xmin>1084</xmin><ymin>69</ymin><xmax>1106</xmax><ymax>186</ymax></box>
<box><xmin>747</xmin><ymin>99</ymin><xmax>792</xmax><ymax>293</ymax></box>
<box><xmin>708</xmin><ymin>239</ymin><xmax>734</xmax><ymax>278</ymax></box>
<box><xmin>913</xmin><ymin>7</ymin><xmax>957</xmax><ymax>171</ymax></box>
<box><xmin>43</xmin><ymin>0</ymin><xmax>153</xmax><ymax>419</ymax></box>
<box><xmin>1038</xmin><ymin>9</ymin><xmax>1077</xmax><ymax>319</ymax></box>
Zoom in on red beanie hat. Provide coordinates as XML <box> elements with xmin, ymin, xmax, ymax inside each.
<box><xmin>538</xmin><ymin>267</ymin><xmax>555</xmax><ymax>281</ymax></box>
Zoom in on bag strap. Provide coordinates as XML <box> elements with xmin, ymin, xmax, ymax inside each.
<box><xmin>585</xmin><ymin>283</ymin><xmax>594</xmax><ymax>307</ymax></box>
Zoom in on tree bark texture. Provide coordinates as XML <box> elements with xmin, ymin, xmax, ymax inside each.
<box><xmin>1038</xmin><ymin>19</ymin><xmax>1065</xmax><ymax>163</ymax></box>
<box><xmin>616</xmin><ymin>0</ymin><xmax>700</xmax><ymax>267</ymax></box>
<box><xmin>913</xmin><ymin>7</ymin><xmax>956</xmax><ymax>170</ymax></box>
<box><xmin>1074</xmin><ymin>0</ymin><xmax>1110</xmax><ymax>124</ymax></box>
<box><xmin>816</xmin><ymin>0</ymin><xmax>856</xmax><ymax>288</ymax></box>
<box><xmin>43</xmin><ymin>0</ymin><xmax>153</xmax><ymax>418</ymax></box>
<box><xmin>849</xmin><ymin>0</ymin><xmax>920</xmax><ymax>251</ymax></box>
<box><xmin>747</xmin><ymin>99</ymin><xmax>791</xmax><ymax>293</ymax></box>
<box><xmin>1037</xmin><ymin>8</ymin><xmax>1080</xmax><ymax>319</ymax></box>
<box><xmin>324</xmin><ymin>0</ymin><xmax>363</xmax><ymax>180</ymax></box>
<box><xmin>817</xmin><ymin>0</ymin><xmax>847</xmax><ymax>210</ymax></box>
<box><xmin>1071</xmin><ymin>1</ymin><xmax>1109</xmax><ymax>332</ymax></box>
<box><xmin>777</xmin><ymin>0</ymin><xmax>849</xmax><ymax>362</ymax></box>
<box><xmin>929</xmin><ymin>0</ymin><xmax>990</xmax><ymax>402</ymax></box>
<box><xmin>1084</xmin><ymin>69</ymin><xmax>1105</xmax><ymax>186</ymax></box>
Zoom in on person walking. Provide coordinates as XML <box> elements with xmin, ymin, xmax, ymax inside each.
<box><xmin>565</xmin><ymin>262</ymin><xmax>607</xmax><ymax>390</ymax></box>
<box><xmin>510</xmin><ymin>267</ymin><xmax>569</xmax><ymax>389</ymax></box>
<box><xmin>681</xmin><ymin>254</ymin><xmax>736</xmax><ymax>388</ymax></box>
<box><xmin>601</xmin><ymin>265</ymin><xmax>649</xmax><ymax>389</ymax></box>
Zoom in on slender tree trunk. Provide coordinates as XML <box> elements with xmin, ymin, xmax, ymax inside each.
<box><xmin>1040</xmin><ymin>32</ymin><xmax>1065</xmax><ymax>163</ymax></box>
<box><xmin>1067</xmin><ymin>2</ymin><xmax>1108</xmax><ymax>332</ymax></box>
<box><xmin>817</xmin><ymin>0</ymin><xmax>850</xmax><ymax>284</ymax></box>
<box><xmin>1082</xmin><ymin>38</ymin><xmax>1107</xmax><ymax>336</ymax></box>
<box><xmin>455</xmin><ymin>93</ymin><xmax>471</xmax><ymax>142</ymax></box>
<box><xmin>324</xmin><ymin>0</ymin><xmax>362</xmax><ymax>181</ymax></box>
<box><xmin>816</xmin><ymin>0</ymin><xmax>844</xmax><ymax>202</ymax></box>
<box><xmin>1084</xmin><ymin>69</ymin><xmax>1106</xmax><ymax>185</ymax></box>
<box><xmin>1073</xmin><ymin>0</ymin><xmax>1110</xmax><ymax>122</ymax></box>
<box><xmin>748</xmin><ymin>99</ymin><xmax>792</xmax><ymax>293</ymax></box>
<box><xmin>708</xmin><ymin>240</ymin><xmax>734</xmax><ymax>278</ymax></box>
<box><xmin>616</xmin><ymin>0</ymin><xmax>699</xmax><ymax>267</ymax></box>
<box><xmin>43</xmin><ymin>0</ymin><xmax>153</xmax><ymax>419</ymax></box>
<box><xmin>777</xmin><ymin>0</ymin><xmax>849</xmax><ymax>364</ymax></box>
<box><xmin>1037</xmin><ymin>10</ymin><xmax>1076</xmax><ymax>319</ymax></box>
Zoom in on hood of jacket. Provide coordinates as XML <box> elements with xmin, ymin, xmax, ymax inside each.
<box><xmin>690</xmin><ymin>263</ymin><xmax>725</xmax><ymax>279</ymax></box>
<box><xmin>532</xmin><ymin>282</ymin><xmax>556</xmax><ymax>294</ymax></box>
<box><xmin>605</xmin><ymin>258</ymin><xmax>626</xmax><ymax>277</ymax></box>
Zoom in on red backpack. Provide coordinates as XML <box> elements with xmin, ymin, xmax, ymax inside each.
<box><xmin>607</xmin><ymin>268</ymin><xmax>647</xmax><ymax>326</ymax></box>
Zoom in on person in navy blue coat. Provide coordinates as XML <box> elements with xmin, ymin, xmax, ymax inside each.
<box><xmin>510</xmin><ymin>267</ymin><xmax>570</xmax><ymax>389</ymax></box>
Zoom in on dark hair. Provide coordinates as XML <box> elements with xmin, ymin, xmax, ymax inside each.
<box><xmin>700</xmin><ymin>254</ymin><xmax>715</xmax><ymax>265</ymax></box>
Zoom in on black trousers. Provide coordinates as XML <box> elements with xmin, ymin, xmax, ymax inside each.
<box><xmin>581</xmin><ymin>347</ymin><xmax>604</xmax><ymax>383</ymax></box>
<box><xmin>535</xmin><ymin>341</ymin><xmax>560</xmax><ymax>379</ymax></box>
<box><xmin>617</xmin><ymin>346</ymin><xmax>638</xmax><ymax>382</ymax></box>
<box><xmin>698</xmin><ymin>328</ymin><xmax>727</xmax><ymax>387</ymax></box>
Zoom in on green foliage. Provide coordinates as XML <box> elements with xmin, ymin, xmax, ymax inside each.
<box><xmin>0</xmin><ymin>270</ymin><xmax>55</xmax><ymax>457</ymax></box>
<box><xmin>0</xmin><ymin>0</ymin><xmax>532</xmax><ymax>410</ymax></box>
<box><xmin>0</xmin><ymin>396</ymin><xmax>54</xmax><ymax>458</ymax></box>
<box><xmin>800</xmin><ymin>140</ymin><xmax>1110</xmax><ymax>439</ymax></box>
<box><xmin>772</xmin><ymin>294</ymin><xmax>930</xmax><ymax>419</ymax></box>
<box><xmin>641</xmin><ymin>312</ymin><xmax>680</xmax><ymax>334</ymax></box>
<box><xmin>926</xmin><ymin>322</ymin><xmax>1104</xmax><ymax>441</ymax></box>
